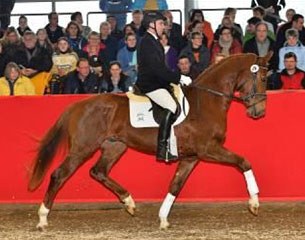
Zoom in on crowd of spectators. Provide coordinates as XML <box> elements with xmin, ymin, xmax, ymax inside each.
<box><xmin>0</xmin><ymin>3</ymin><xmax>305</xmax><ymax>96</ymax></box>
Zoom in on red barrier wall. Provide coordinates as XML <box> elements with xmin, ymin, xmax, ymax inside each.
<box><xmin>1</xmin><ymin>91</ymin><xmax>305</xmax><ymax>203</ymax></box>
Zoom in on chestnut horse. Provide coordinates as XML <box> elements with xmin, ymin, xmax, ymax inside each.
<box><xmin>28</xmin><ymin>53</ymin><xmax>272</xmax><ymax>230</ymax></box>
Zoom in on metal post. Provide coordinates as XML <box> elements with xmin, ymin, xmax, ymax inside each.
<box><xmin>184</xmin><ymin>0</ymin><xmax>197</xmax><ymax>23</ymax></box>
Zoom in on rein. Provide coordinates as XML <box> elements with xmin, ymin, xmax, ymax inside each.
<box><xmin>191</xmin><ymin>64</ymin><xmax>268</xmax><ymax>105</ymax></box>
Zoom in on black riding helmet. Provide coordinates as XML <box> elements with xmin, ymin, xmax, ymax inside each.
<box><xmin>142</xmin><ymin>11</ymin><xmax>167</xmax><ymax>30</ymax></box>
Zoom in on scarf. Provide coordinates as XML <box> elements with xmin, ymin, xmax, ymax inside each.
<box><xmin>218</xmin><ymin>38</ymin><xmax>233</xmax><ymax>57</ymax></box>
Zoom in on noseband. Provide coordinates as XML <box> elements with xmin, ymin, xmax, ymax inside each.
<box><xmin>191</xmin><ymin>63</ymin><xmax>268</xmax><ymax>106</ymax></box>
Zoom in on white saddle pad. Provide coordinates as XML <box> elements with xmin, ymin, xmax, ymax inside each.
<box><xmin>127</xmin><ymin>85</ymin><xmax>190</xmax><ymax>128</ymax></box>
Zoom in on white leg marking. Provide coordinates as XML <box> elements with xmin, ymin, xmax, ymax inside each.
<box><xmin>159</xmin><ymin>193</ymin><xmax>176</xmax><ymax>229</ymax></box>
<box><xmin>36</xmin><ymin>203</ymin><xmax>50</xmax><ymax>230</ymax></box>
<box><xmin>244</xmin><ymin>169</ymin><xmax>259</xmax><ymax>197</ymax></box>
<box><xmin>123</xmin><ymin>195</ymin><xmax>136</xmax><ymax>209</ymax></box>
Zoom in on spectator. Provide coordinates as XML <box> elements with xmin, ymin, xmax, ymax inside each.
<box><xmin>163</xmin><ymin>10</ymin><xmax>185</xmax><ymax>54</ymax></box>
<box><xmin>118</xmin><ymin>23</ymin><xmax>137</xmax><ymax>49</ymax></box>
<box><xmin>132</xmin><ymin>0</ymin><xmax>168</xmax><ymax>10</ymax></box>
<box><xmin>224</xmin><ymin>7</ymin><xmax>243</xmax><ymax>37</ymax></box>
<box><xmin>100</xmin><ymin>21</ymin><xmax>119</xmax><ymax>65</ymax></box>
<box><xmin>70</xmin><ymin>11</ymin><xmax>92</xmax><ymax>39</ymax></box>
<box><xmin>211</xmin><ymin>26</ymin><xmax>242</xmax><ymax>63</ymax></box>
<box><xmin>252</xmin><ymin>6</ymin><xmax>275</xmax><ymax>34</ymax></box>
<box><xmin>214</xmin><ymin>16</ymin><xmax>242</xmax><ymax>44</ymax></box>
<box><xmin>177</xmin><ymin>55</ymin><xmax>200</xmax><ymax>80</ymax></box>
<box><xmin>180</xmin><ymin>31</ymin><xmax>210</xmax><ymax>74</ymax></box>
<box><xmin>0</xmin><ymin>62</ymin><xmax>35</xmax><ymax>96</ymax></box>
<box><xmin>117</xmin><ymin>33</ymin><xmax>138</xmax><ymax>84</ymax></box>
<box><xmin>13</xmin><ymin>31</ymin><xmax>53</xmax><ymax>78</ymax></box>
<box><xmin>107</xmin><ymin>15</ymin><xmax>124</xmax><ymax>41</ymax></box>
<box><xmin>185</xmin><ymin>9</ymin><xmax>214</xmax><ymax>49</ymax></box>
<box><xmin>2</xmin><ymin>26</ymin><xmax>21</xmax><ymax>47</ymax></box>
<box><xmin>186</xmin><ymin>20</ymin><xmax>208</xmax><ymax>47</ymax></box>
<box><xmin>130</xmin><ymin>10</ymin><xmax>145</xmax><ymax>38</ymax></box>
<box><xmin>80</xmin><ymin>31</ymin><xmax>107</xmax><ymax>78</ymax></box>
<box><xmin>251</xmin><ymin>0</ymin><xmax>286</xmax><ymax>32</ymax></box>
<box><xmin>17</xmin><ymin>15</ymin><xmax>31</xmax><ymax>37</ymax></box>
<box><xmin>276</xmin><ymin>14</ymin><xmax>305</xmax><ymax>52</ymax></box>
<box><xmin>244</xmin><ymin>17</ymin><xmax>275</xmax><ymax>44</ymax></box>
<box><xmin>278</xmin><ymin>28</ymin><xmax>305</xmax><ymax>72</ymax></box>
<box><xmin>45</xmin><ymin>12</ymin><xmax>65</xmax><ymax>45</ymax></box>
<box><xmin>159</xmin><ymin>32</ymin><xmax>178</xmax><ymax>72</ymax></box>
<box><xmin>51</xmin><ymin>37</ymin><xmax>79</xmax><ymax>77</ymax></box>
<box><xmin>243</xmin><ymin>22</ymin><xmax>276</xmax><ymax>69</ymax></box>
<box><xmin>0</xmin><ymin>0</ymin><xmax>15</xmax><ymax>36</ymax></box>
<box><xmin>61</xmin><ymin>58</ymin><xmax>101</xmax><ymax>94</ymax></box>
<box><xmin>285</xmin><ymin>8</ymin><xmax>296</xmax><ymax>23</ymax></box>
<box><xmin>36</xmin><ymin>28</ymin><xmax>53</xmax><ymax>55</ymax></box>
<box><xmin>0</xmin><ymin>41</ymin><xmax>5</xmax><ymax>77</ymax></box>
<box><xmin>269</xmin><ymin>52</ymin><xmax>305</xmax><ymax>90</ymax></box>
<box><xmin>1</xmin><ymin>27</ymin><xmax>22</xmax><ymax>67</ymax></box>
<box><xmin>65</xmin><ymin>21</ymin><xmax>87</xmax><ymax>54</ymax></box>
<box><xmin>99</xmin><ymin>0</ymin><xmax>133</xmax><ymax>31</ymax></box>
<box><xmin>100</xmin><ymin>61</ymin><xmax>131</xmax><ymax>93</ymax></box>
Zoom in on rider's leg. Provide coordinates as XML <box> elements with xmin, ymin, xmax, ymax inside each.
<box><xmin>146</xmin><ymin>89</ymin><xmax>177</xmax><ymax>162</ymax></box>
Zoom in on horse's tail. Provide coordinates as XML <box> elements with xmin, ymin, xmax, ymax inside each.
<box><xmin>28</xmin><ymin>112</ymin><xmax>68</xmax><ymax>191</ymax></box>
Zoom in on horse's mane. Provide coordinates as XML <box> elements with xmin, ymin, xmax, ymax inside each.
<box><xmin>193</xmin><ymin>53</ymin><xmax>257</xmax><ymax>84</ymax></box>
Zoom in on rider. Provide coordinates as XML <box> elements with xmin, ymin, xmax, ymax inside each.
<box><xmin>136</xmin><ymin>11</ymin><xmax>192</xmax><ymax>162</ymax></box>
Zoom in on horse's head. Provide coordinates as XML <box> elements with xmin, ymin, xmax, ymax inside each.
<box><xmin>236</xmin><ymin>52</ymin><xmax>273</xmax><ymax>119</ymax></box>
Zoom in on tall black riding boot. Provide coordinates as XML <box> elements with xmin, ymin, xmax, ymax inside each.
<box><xmin>156</xmin><ymin>110</ymin><xmax>177</xmax><ymax>162</ymax></box>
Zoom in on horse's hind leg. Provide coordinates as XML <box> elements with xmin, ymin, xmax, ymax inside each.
<box><xmin>37</xmin><ymin>152</ymin><xmax>92</xmax><ymax>230</ymax></box>
<box><xmin>89</xmin><ymin>140</ymin><xmax>136</xmax><ymax>215</ymax></box>
<box><xmin>159</xmin><ymin>158</ymin><xmax>198</xmax><ymax>229</ymax></box>
<box><xmin>203</xmin><ymin>144</ymin><xmax>260</xmax><ymax>216</ymax></box>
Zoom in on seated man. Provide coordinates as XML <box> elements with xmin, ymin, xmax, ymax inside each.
<box><xmin>268</xmin><ymin>52</ymin><xmax>305</xmax><ymax>90</ymax></box>
<box><xmin>13</xmin><ymin>31</ymin><xmax>53</xmax><ymax>78</ymax></box>
<box><xmin>177</xmin><ymin>55</ymin><xmax>200</xmax><ymax>80</ymax></box>
<box><xmin>243</xmin><ymin>22</ymin><xmax>276</xmax><ymax>70</ymax></box>
<box><xmin>61</xmin><ymin>58</ymin><xmax>101</xmax><ymax>94</ymax></box>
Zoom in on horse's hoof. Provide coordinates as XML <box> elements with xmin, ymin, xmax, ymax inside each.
<box><xmin>159</xmin><ymin>218</ymin><xmax>170</xmax><ymax>230</ymax></box>
<box><xmin>125</xmin><ymin>205</ymin><xmax>136</xmax><ymax>216</ymax></box>
<box><xmin>248</xmin><ymin>205</ymin><xmax>259</xmax><ymax>216</ymax></box>
<box><xmin>123</xmin><ymin>195</ymin><xmax>136</xmax><ymax>216</ymax></box>
<box><xmin>36</xmin><ymin>222</ymin><xmax>48</xmax><ymax>231</ymax></box>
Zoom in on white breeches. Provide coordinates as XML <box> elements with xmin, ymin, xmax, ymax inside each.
<box><xmin>146</xmin><ymin>88</ymin><xmax>177</xmax><ymax>114</ymax></box>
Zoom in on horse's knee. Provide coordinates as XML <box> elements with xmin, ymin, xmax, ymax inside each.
<box><xmin>90</xmin><ymin>166</ymin><xmax>107</xmax><ymax>182</ymax></box>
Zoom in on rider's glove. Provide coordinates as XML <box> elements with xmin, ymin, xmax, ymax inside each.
<box><xmin>180</xmin><ymin>75</ymin><xmax>192</xmax><ymax>86</ymax></box>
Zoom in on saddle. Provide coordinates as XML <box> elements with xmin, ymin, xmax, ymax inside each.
<box><xmin>126</xmin><ymin>84</ymin><xmax>190</xmax><ymax>128</ymax></box>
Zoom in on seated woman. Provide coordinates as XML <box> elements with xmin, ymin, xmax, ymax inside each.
<box><xmin>210</xmin><ymin>26</ymin><xmax>242</xmax><ymax>63</ymax></box>
<box><xmin>117</xmin><ymin>32</ymin><xmax>138</xmax><ymax>84</ymax></box>
<box><xmin>0</xmin><ymin>62</ymin><xmax>35</xmax><ymax>95</ymax></box>
<box><xmin>51</xmin><ymin>37</ymin><xmax>79</xmax><ymax>78</ymax></box>
<box><xmin>36</xmin><ymin>28</ymin><xmax>54</xmax><ymax>55</ymax></box>
<box><xmin>100</xmin><ymin>61</ymin><xmax>132</xmax><ymax>93</ymax></box>
<box><xmin>65</xmin><ymin>21</ymin><xmax>87</xmax><ymax>54</ymax></box>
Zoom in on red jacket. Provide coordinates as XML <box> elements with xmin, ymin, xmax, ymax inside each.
<box><xmin>280</xmin><ymin>69</ymin><xmax>305</xmax><ymax>89</ymax></box>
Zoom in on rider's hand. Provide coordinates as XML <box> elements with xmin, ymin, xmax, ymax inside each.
<box><xmin>180</xmin><ymin>75</ymin><xmax>192</xmax><ymax>86</ymax></box>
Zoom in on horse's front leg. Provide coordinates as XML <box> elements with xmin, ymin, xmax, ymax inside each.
<box><xmin>201</xmin><ymin>144</ymin><xmax>259</xmax><ymax>216</ymax></box>
<box><xmin>159</xmin><ymin>158</ymin><xmax>198</xmax><ymax>230</ymax></box>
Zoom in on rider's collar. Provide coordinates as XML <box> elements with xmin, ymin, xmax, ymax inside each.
<box><xmin>147</xmin><ymin>30</ymin><xmax>158</xmax><ymax>40</ymax></box>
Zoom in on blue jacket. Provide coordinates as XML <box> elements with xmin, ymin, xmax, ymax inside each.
<box><xmin>132</xmin><ymin>0</ymin><xmax>168</xmax><ymax>10</ymax></box>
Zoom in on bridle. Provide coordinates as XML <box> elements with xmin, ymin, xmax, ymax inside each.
<box><xmin>191</xmin><ymin>63</ymin><xmax>268</xmax><ymax>107</ymax></box>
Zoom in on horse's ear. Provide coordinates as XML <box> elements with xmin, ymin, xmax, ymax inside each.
<box><xmin>264</xmin><ymin>51</ymin><xmax>273</xmax><ymax>62</ymax></box>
